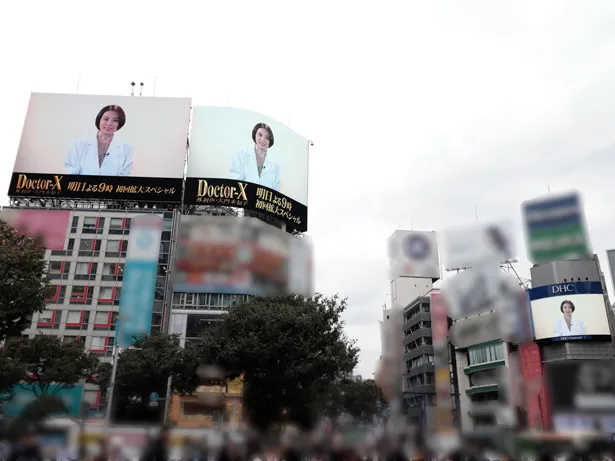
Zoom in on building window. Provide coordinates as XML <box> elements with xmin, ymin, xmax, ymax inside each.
<box><xmin>75</xmin><ymin>262</ymin><xmax>89</xmax><ymax>277</ymax></box>
<box><xmin>69</xmin><ymin>286</ymin><xmax>93</xmax><ymax>305</ymax></box>
<box><xmin>113</xmin><ymin>287</ymin><xmax>122</xmax><ymax>305</ymax></box>
<box><xmin>102</xmin><ymin>263</ymin><xmax>123</xmax><ymax>282</ymax></box>
<box><xmin>48</xmin><ymin>261</ymin><xmax>63</xmax><ymax>275</ymax></box>
<box><xmin>109</xmin><ymin>217</ymin><xmax>131</xmax><ymax>235</ymax></box>
<box><xmin>70</xmin><ymin>216</ymin><xmax>79</xmax><ymax>234</ymax></box>
<box><xmin>106</xmin><ymin>240</ymin><xmax>120</xmax><ymax>253</ymax></box>
<box><xmin>470</xmin><ymin>391</ymin><xmax>499</xmax><ymax>403</ymax></box>
<box><xmin>98</xmin><ymin>287</ymin><xmax>115</xmax><ymax>304</ymax></box>
<box><xmin>37</xmin><ymin>309</ymin><xmax>57</xmax><ymax>328</ymax></box>
<box><xmin>109</xmin><ymin>218</ymin><xmax>123</xmax><ymax>230</ymax></box>
<box><xmin>78</xmin><ymin>239</ymin><xmax>101</xmax><ymax>257</ymax></box>
<box><xmin>66</xmin><ymin>310</ymin><xmax>89</xmax><ymax>330</ymax></box>
<box><xmin>82</xmin><ymin>217</ymin><xmax>98</xmax><ymax>233</ymax></box>
<box><xmin>411</xmin><ymin>355</ymin><xmax>434</xmax><ymax>368</ymax></box>
<box><xmin>66</xmin><ymin>311</ymin><xmax>83</xmax><ymax>325</ymax></box>
<box><xmin>45</xmin><ymin>285</ymin><xmax>67</xmax><ymax>304</ymax></box>
<box><xmin>468</xmin><ymin>343</ymin><xmax>505</xmax><ymax>366</ymax></box>
<box><xmin>71</xmin><ymin>286</ymin><xmax>87</xmax><ymax>299</ymax></box>
<box><xmin>99</xmin><ymin>287</ymin><xmax>113</xmax><ymax>299</ymax></box>
<box><xmin>63</xmin><ymin>336</ymin><xmax>84</xmax><ymax>345</ymax></box>
<box><xmin>74</xmin><ymin>262</ymin><xmax>97</xmax><ymax>281</ymax></box>
<box><xmin>81</xmin><ymin>217</ymin><xmax>105</xmax><ymax>234</ymax></box>
<box><xmin>106</xmin><ymin>240</ymin><xmax>128</xmax><ymax>257</ymax></box>
<box><xmin>48</xmin><ymin>261</ymin><xmax>70</xmax><ymax>280</ymax></box>
<box><xmin>38</xmin><ymin>310</ymin><xmax>54</xmax><ymax>322</ymax></box>
<box><xmin>94</xmin><ymin>311</ymin><xmax>112</xmax><ymax>327</ymax></box>
<box><xmin>186</xmin><ymin>314</ymin><xmax>223</xmax><ymax>339</ymax></box>
<box><xmin>91</xmin><ymin>336</ymin><xmax>108</xmax><ymax>353</ymax></box>
<box><xmin>472</xmin><ymin>414</ymin><xmax>496</xmax><ymax>427</ymax></box>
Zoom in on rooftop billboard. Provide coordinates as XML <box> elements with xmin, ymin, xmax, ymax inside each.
<box><xmin>8</xmin><ymin>92</ymin><xmax>191</xmax><ymax>203</ymax></box>
<box><xmin>387</xmin><ymin>230</ymin><xmax>440</xmax><ymax>279</ymax></box>
<box><xmin>185</xmin><ymin>106</ymin><xmax>309</xmax><ymax>232</ymax></box>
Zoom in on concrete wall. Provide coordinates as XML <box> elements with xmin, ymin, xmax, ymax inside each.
<box><xmin>391</xmin><ymin>276</ymin><xmax>434</xmax><ymax>308</ymax></box>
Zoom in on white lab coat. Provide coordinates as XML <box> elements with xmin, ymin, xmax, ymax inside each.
<box><xmin>64</xmin><ymin>134</ymin><xmax>133</xmax><ymax>176</ymax></box>
<box><xmin>230</xmin><ymin>148</ymin><xmax>280</xmax><ymax>191</ymax></box>
<box><xmin>553</xmin><ymin>315</ymin><xmax>586</xmax><ymax>336</ymax></box>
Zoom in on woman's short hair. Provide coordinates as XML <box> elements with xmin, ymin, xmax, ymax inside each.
<box><xmin>252</xmin><ymin>122</ymin><xmax>274</xmax><ymax>147</ymax></box>
<box><xmin>95</xmin><ymin>105</ymin><xmax>126</xmax><ymax>131</ymax></box>
<box><xmin>560</xmin><ymin>300</ymin><xmax>575</xmax><ymax>313</ymax></box>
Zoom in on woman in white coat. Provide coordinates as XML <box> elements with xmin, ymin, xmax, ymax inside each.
<box><xmin>553</xmin><ymin>299</ymin><xmax>586</xmax><ymax>337</ymax></box>
<box><xmin>230</xmin><ymin>122</ymin><xmax>280</xmax><ymax>191</ymax></box>
<box><xmin>64</xmin><ymin>104</ymin><xmax>133</xmax><ymax>176</ymax></box>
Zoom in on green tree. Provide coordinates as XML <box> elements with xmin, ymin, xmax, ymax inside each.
<box><xmin>0</xmin><ymin>220</ymin><xmax>50</xmax><ymax>342</ymax></box>
<box><xmin>318</xmin><ymin>377</ymin><xmax>379</xmax><ymax>423</ymax></box>
<box><xmin>95</xmin><ymin>333</ymin><xmax>200</xmax><ymax>423</ymax></box>
<box><xmin>0</xmin><ymin>351</ymin><xmax>25</xmax><ymax>397</ymax></box>
<box><xmin>340</xmin><ymin>378</ymin><xmax>379</xmax><ymax>422</ymax></box>
<box><xmin>196</xmin><ymin>294</ymin><xmax>359</xmax><ymax>431</ymax></box>
<box><xmin>1</xmin><ymin>335</ymin><xmax>102</xmax><ymax>395</ymax></box>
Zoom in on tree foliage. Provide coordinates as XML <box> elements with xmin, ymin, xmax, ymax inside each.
<box><xmin>0</xmin><ymin>351</ymin><xmax>26</xmax><ymax>398</ymax></box>
<box><xmin>0</xmin><ymin>221</ymin><xmax>51</xmax><ymax>342</ymax></box>
<box><xmin>95</xmin><ymin>333</ymin><xmax>200</xmax><ymax>422</ymax></box>
<box><xmin>319</xmin><ymin>377</ymin><xmax>379</xmax><ymax>423</ymax></box>
<box><xmin>195</xmin><ymin>294</ymin><xmax>359</xmax><ymax>431</ymax></box>
<box><xmin>1</xmin><ymin>335</ymin><xmax>102</xmax><ymax>395</ymax></box>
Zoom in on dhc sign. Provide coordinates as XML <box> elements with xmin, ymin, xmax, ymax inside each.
<box><xmin>529</xmin><ymin>281</ymin><xmax>603</xmax><ymax>302</ymax></box>
<box><xmin>551</xmin><ymin>284</ymin><xmax>576</xmax><ymax>295</ymax></box>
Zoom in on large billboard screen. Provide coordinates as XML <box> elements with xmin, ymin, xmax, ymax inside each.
<box><xmin>528</xmin><ymin>282</ymin><xmax>610</xmax><ymax>341</ymax></box>
<box><xmin>185</xmin><ymin>106</ymin><xmax>309</xmax><ymax>232</ymax></box>
<box><xmin>8</xmin><ymin>93</ymin><xmax>191</xmax><ymax>202</ymax></box>
<box><xmin>173</xmin><ymin>215</ymin><xmax>313</xmax><ymax>297</ymax></box>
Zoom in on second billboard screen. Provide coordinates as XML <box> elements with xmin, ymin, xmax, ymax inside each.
<box><xmin>186</xmin><ymin>106</ymin><xmax>309</xmax><ymax>232</ymax></box>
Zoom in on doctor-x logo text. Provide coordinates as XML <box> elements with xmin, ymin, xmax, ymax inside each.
<box><xmin>15</xmin><ymin>174</ymin><xmax>62</xmax><ymax>191</ymax></box>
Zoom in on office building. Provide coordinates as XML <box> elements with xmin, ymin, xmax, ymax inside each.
<box><xmin>451</xmin><ymin>311</ymin><xmax>515</xmax><ymax>432</ymax></box>
<box><xmin>16</xmin><ymin>206</ymin><xmax>175</xmax><ymax>415</ymax></box>
<box><xmin>522</xmin><ymin>255</ymin><xmax>615</xmax><ymax>431</ymax></box>
<box><xmin>402</xmin><ymin>292</ymin><xmax>460</xmax><ymax>432</ymax></box>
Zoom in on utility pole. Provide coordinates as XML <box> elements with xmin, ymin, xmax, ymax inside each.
<box><xmin>103</xmin><ymin>345</ymin><xmax>119</xmax><ymax>430</ymax></box>
<box><xmin>104</xmin><ymin>346</ymin><xmax>143</xmax><ymax>430</ymax></box>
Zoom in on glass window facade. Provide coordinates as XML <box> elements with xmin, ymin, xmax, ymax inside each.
<box><xmin>468</xmin><ymin>342</ymin><xmax>505</xmax><ymax>366</ymax></box>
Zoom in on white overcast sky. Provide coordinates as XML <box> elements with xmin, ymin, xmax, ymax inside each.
<box><xmin>2</xmin><ymin>0</ymin><xmax>615</xmax><ymax>378</ymax></box>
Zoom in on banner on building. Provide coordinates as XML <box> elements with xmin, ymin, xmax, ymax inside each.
<box><xmin>116</xmin><ymin>214</ymin><xmax>164</xmax><ymax>348</ymax></box>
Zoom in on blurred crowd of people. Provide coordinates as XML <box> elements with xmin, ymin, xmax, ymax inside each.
<box><xmin>5</xmin><ymin>423</ymin><xmax>615</xmax><ymax>461</ymax></box>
